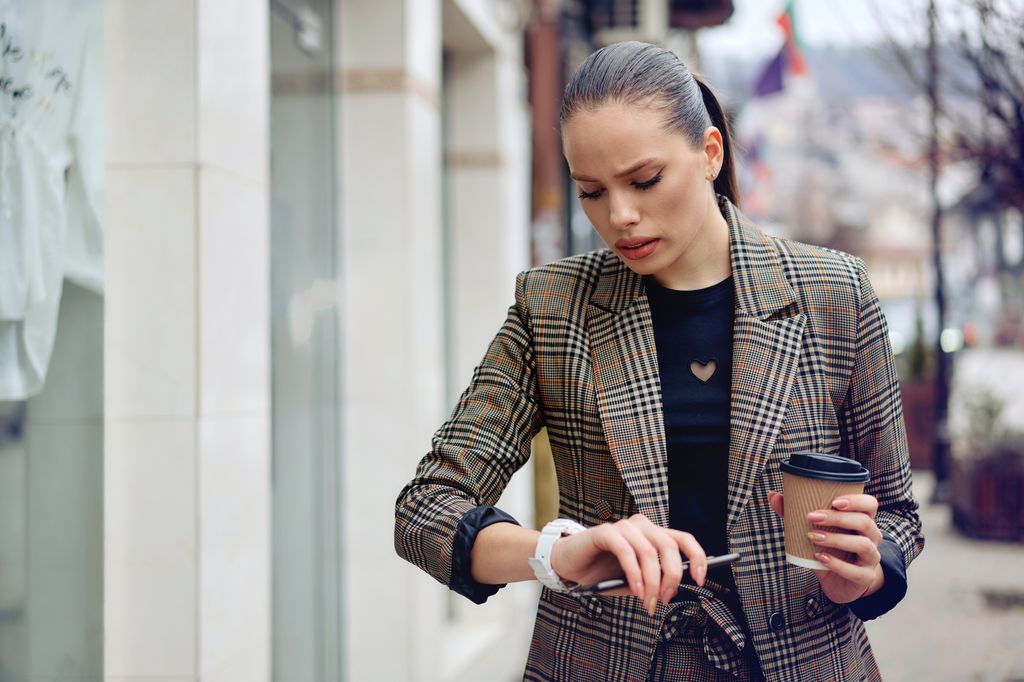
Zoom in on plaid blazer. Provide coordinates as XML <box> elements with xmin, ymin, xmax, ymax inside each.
<box><xmin>395</xmin><ymin>198</ymin><xmax>924</xmax><ymax>681</ymax></box>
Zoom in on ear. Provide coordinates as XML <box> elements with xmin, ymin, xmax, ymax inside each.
<box><xmin>702</xmin><ymin>126</ymin><xmax>724</xmax><ymax>179</ymax></box>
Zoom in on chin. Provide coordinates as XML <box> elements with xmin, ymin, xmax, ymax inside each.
<box><xmin>616</xmin><ymin>257</ymin><xmax>660</xmax><ymax>278</ymax></box>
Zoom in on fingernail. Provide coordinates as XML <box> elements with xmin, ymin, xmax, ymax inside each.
<box><xmin>815</xmin><ymin>552</ymin><xmax>832</xmax><ymax>564</ymax></box>
<box><xmin>807</xmin><ymin>512</ymin><xmax>827</xmax><ymax>523</ymax></box>
<box><xmin>696</xmin><ymin>563</ymin><xmax>706</xmax><ymax>586</ymax></box>
<box><xmin>646</xmin><ymin>596</ymin><xmax>658</xmax><ymax>616</ymax></box>
<box><xmin>808</xmin><ymin>531</ymin><xmax>826</xmax><ymax>542</ymax></box>
<box><xmin>832</xmin><ymin>498</ymin><xmax>850</xmax><ymax>509</ymax></box>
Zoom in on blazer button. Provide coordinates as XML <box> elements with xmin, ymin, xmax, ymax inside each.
<box><xmin>768</xmin><ymin>611</ymin><xmax>785</xmax><ymax>632</ymax></box>
<box><xmin>581</xmin><ymin>596</ymin><xmax>604</xmax><ymax>621</ymax></box>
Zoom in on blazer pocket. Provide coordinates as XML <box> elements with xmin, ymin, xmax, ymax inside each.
<box><xmin>543</xmin><ymin>586</ymin><xmax>604</xmax><ymax>621</ymax></box>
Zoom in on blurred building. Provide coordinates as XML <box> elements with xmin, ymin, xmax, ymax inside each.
<box><xmin>944</xmin><ymin>182</ymin><xmax>1024</xmax><ymax>348</ymax></box>
<box><xmin>3</xmin><ymin>1</ymin><xmax>534</xmax><ymax>681</ymax></box>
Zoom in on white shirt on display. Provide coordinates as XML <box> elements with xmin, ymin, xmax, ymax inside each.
<box><xmin>0</xmin><ymin>0</ymin><xmax>104</xmax><ymax>400</ymax></box>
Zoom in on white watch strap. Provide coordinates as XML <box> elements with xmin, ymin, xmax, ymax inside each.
<box><xmin>528</xmin><ymin>519</ymin><xmax>585</xmax><ymax>592</ymax></box>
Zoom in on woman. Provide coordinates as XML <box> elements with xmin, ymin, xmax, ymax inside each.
<box><xmin>395</xmin><ymin>41</ymin><xmax>923</xmax><ymax>681</ymax></box>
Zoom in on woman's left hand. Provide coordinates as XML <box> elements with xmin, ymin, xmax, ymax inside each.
<box><xmin>767</xmin><ymin>491</ymin><xmax>884</xmax><ymax>604</ymax></box>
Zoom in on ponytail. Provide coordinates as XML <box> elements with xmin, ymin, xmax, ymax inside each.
<box><xmin>693</xmin><ymin>74</ymin><xmax>740</xmax><ymax>207</ymax></box>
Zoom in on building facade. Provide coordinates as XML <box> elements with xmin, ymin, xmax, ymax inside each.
<box><xmin>2</xmin><ymin>1</ymin><xmax>535</xmax><ymax>681</ymax></box>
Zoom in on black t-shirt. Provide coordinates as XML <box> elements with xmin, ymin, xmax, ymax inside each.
<box><xmin>645</xmin><ymin>274</ymin><xmax>735</xmax><ymax>584</ymax></box>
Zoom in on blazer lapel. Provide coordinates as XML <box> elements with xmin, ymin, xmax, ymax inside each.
<box><xmin>586</xmin><ymin>254</ymin><xmax>670</xmax><ymax>528</ymax></box>
<box><xmin>724</xmin><ymin>199</ymin><xmax>806</xmax><ymax>533</ymax></box>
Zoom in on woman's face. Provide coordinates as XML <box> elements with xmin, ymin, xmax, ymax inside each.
<box><xmin>562</xmin><ymin>100</ymin><xmax>727</xmax><ymax>290</ymax></box>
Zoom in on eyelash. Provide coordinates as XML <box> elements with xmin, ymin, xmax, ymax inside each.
<box><xmin>577</xmin><ymin>173</ymin><xmax>663</xmax><ymax>200</ymax></box>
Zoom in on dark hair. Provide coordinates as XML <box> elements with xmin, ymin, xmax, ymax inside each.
<box><xmin>560</xmin><ymin>41</ymin><xmax>739</xmax><ymax>206</ymax></box>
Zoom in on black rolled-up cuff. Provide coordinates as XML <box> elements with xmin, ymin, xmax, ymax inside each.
<box><xmin>848</xmin><ymin>533</ymin><xmax>908</xmax><ymax>621</ymax></box>
<box><xmin>450</xmin><ymin>505</ymin><xmax>521</xmax><ymax>604</ymax></box>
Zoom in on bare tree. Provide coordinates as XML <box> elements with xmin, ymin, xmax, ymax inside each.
<box><xmin>879</xmin><ymin>0</ymin><xmax>1024</xmax><ymax>212</ymax></box>
<box><xmin>873</xmin><ymin>0</ymin><xmax>1024</xmax><ymax>500</ymax></box>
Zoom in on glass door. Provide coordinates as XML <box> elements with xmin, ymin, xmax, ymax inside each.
<box><xmin>0</xmin><ymin>282</ymin><xmax>104</xmax><ymax>681</ymax></box>
<box><xmin>269</xmin><ymin>1</ymin><xmax>343</xmax><ymax>679</ymax></box>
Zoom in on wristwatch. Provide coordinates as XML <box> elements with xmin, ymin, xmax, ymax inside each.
<box><xmin>528</xmin><ymin>518</ymin><xmax>586</xmax><ymax>592</ymax></box>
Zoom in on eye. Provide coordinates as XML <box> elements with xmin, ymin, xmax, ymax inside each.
<box><xmin>577</xmin><ymin>187</ymin><xmax>604</xmax><ymax>200</ymax></box>
<box><xmin>632</xmin><ymin>173</ymin><xmax>662</xmax><ymax>191</ymax></box>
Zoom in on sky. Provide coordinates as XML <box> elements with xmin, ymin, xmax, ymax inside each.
<box><xmin>697</xmin><ymin>0</ymin><xmax>972</xmax><ymax>62</ymax></box>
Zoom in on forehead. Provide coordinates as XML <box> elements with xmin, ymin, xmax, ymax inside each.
<box><xmin>563</xmin><ymin>100</ymin><xmax>668</xmax><ymax>143</ymax></box>
<box><xmin>562</xmin><ymin>100</ymin><xmax>692</xmax><ymax>173</ymax></box>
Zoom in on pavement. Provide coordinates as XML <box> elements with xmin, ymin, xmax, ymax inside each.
<box><xmin>865</xmin><ymin>470</ymin><xmax>1024</xmax><ymax>682</ymax></box>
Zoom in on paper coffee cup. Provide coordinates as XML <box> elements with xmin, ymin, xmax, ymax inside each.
<box><xmin>780</xmin><ymin>452</ymin><xmax>870</xmax><ymax>570</ymax></box>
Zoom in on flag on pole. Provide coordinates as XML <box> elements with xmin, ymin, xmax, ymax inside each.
<box><xmin>776</xmin><ymin>0</ymin><xmax>807</xmax><ymax>75</ymax></box>
<box><xmin>750</xmin><ymin>0</ymin><xmax>809</xmax><ymax>98</ymax></box>
<box><xmin>751</xmin><ymin>47</ymin><xmax>786</xmax><ymax>97</ymax></box>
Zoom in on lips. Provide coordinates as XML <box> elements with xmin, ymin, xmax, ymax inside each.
<box><xmin>615</xmin><ymin>237</ymin><xmax>660</xmax><ymax>260</ymax></box>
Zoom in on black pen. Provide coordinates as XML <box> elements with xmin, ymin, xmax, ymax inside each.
<box><xmin>569</xmin><ymin>552</ymin><xmax>741</xmax><ymax>596</ymax></box>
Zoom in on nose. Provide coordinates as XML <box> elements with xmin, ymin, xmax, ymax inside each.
<box><xmin>608</xmin><ymin>191</ymin><xmax>639</xmax><ymax>231</ymax></box>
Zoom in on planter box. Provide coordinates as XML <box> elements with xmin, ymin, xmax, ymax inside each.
<box><xmin>951</xmin><ymin>459</ymin><xmax>1024</xmax><ymax>542</ymax></box>
<box><xmin>901</xmin><ymin>379</ymin><xmax>935</xmax><ymax>470</ymax></box>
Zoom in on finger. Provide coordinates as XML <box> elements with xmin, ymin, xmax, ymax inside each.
<box><xmin>665</xmin><ymin>529</ymin><xmax>708</xmax><ymax>587</ymax></box>
<box><xmin>807</xmin><ymin>530</ymin><xmax>881</xmax><ymax>565</ymax></box>
<box><xmin>592</xmin><ymin>526</ymin><xmax>645</xmax><ymax>599</ymax></box>
<box><xmin>807</xmin><ymin>510</ymin><xmax>883</xmax><ymax>545</ymax></box>
<box><xmin>831</xmin><ymin>494</ymin><xmax>879</xmax><ymax>518</ymax></box>
<box><xmin>616</xmin><ymin>521</ymin><xmax>662</xmax><ymax>614</ymax></box>
<box><xmin>814</xmin><ymin>551</ymin><xmax>876</xmax><ymax>587</ymax></box>
<box><xmin>767</xmin><ymin>491</ymin><xmax>785</xmax><ymax>518</ymax></box>
<box><xmin>626</xmin><ymin>515</ymin><xmax>680</xmax><ymax>609</ymax></box>
<box><xmin>644</xmin><ymin>527</ymin><xmax>683</xmax><ymax>603</ymax></box>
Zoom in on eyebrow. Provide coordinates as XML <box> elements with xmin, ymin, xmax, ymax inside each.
<box><xmin>570</xmin><ymin>158</ymin><xmax>658</xmax><ymax>183</ymax></box>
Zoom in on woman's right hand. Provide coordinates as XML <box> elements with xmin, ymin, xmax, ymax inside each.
<box><xmin>549</xmin><ymin>513</ymin><xmax>707</xmax><ymax>616</ymax></box>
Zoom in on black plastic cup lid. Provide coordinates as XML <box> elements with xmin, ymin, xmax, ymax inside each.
<box><xmin>780</xmin><ymin>452</ymin><xmax>870</xmax><ymax>483</ymax></box>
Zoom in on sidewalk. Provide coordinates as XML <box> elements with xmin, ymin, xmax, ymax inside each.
<box><xmin>865</xmin><ymin>471</ymin><xmax>1024</xmax><ymax>681</ymax></box>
